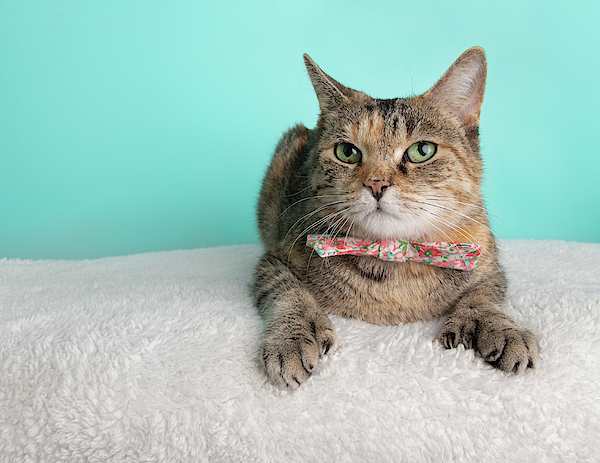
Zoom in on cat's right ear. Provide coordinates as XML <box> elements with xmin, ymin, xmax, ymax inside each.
<box><xmin>303</xmin><ymin>54</ymin><xmax>352</xmax><ymax>112</ymax></box>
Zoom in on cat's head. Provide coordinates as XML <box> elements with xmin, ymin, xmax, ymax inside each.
<box><xmin>304</xmin><ymin>48</ymin><xmax>488</xmax><ymax>242</ymax></box>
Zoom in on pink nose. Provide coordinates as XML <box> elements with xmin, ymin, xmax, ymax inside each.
<box><xmin>364</xmin><ymin>179</ymin><xmax>391</xmax><ymax>201</ymax></box>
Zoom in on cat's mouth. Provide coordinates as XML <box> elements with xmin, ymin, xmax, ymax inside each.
<box><xmin>368</xmin><ymin>208</ymin><xmax>402</xmax><ymax>224</ymax></box>
<box><xmin>371</xmin><ymin>200</ymin><xmax>395</xmax><ymax>216</ymax></box>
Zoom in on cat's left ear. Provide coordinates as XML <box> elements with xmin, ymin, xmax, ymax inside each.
<box><xmin>425</xmin><ymin>47</ymin><xmax>487</xmax><ymax>129</ymax></box>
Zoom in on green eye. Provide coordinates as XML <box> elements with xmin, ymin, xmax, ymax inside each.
<box><xmin>335</xmin><ymin>143</ymin><xmax>362</xmax><ymax>164</ymax></box>
<box><xmin>406</xmin><ymin>141</ymin><xmax>437</xmax><ymax>163</ymax></box>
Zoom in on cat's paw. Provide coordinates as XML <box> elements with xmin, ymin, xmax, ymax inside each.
<box><xmin>260</xmin><ymin>313</ymin><xmax>337</xmax><ymax>389</ymax></box>
<box><xmin>438</xmin><ymin>314</ymin><xmax>539</xmax><ymax>373</ymax></box>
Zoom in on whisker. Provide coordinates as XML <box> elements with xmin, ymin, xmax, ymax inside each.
<box><xmin>284</xmin><ymin>182</ymin><xmax>312</xmax><ymax>197</ymax></box>
<box><xmin>275</xmin><ymin>194</ymin><xmax>345</xmax><ymax>223</ymax></box>
<box><xmin>414</xmin><ymin>212</ymin><xmax>454</xmax><ymax>244</ymax></box>
<box><xmin>344</xmin><ymin>218</ymin><xmax>355</xmax><ymax>241</ymax></box>
<box><xmin>423</xmin><ymin>195</ymin><xmax>521</xmax><ymax>240</ymax></box>
<box><xmin>313</xmin><ymin>213</ymin><xmax>349</xmax><ymax>274</ymax></box>
<box><xmin>289</xmin><ymin>210</ymin><xmax>343</xmax><ymax>266</ymax></box>
<box><xmin>286</xmin><ymin>206</ymin><xmax>350</xmax><ymax>265</ymax></box>
<box><xmin>411</xmin><ymin>204</ymin><xmax>502</xmax><ymax>272</ymax></box>
<box><xmin>281</xmin><ymin>200</ymin><xmax>346</xmax><ymax>245</ymax></box>
<box><xmin>418</xmin><ymin>199</ymin><xmax>502</xmax><ymax>242</ymax></box>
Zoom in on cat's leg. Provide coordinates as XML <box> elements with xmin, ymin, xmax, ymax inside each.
<box><xmin>252</xmin><ymin>253</ymin><xmax>338</xmax><ymax>389</ymax></box>
<box><xmin>437</xmin><ymin>278</ymin><xmax>539</xmax><ymax>373</ymax></box>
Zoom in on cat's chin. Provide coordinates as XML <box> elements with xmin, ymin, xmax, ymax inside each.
<box><xmin>350</xmin><ymin>210</ymin><xmax>429</xmax><ymax>242</ymax></box>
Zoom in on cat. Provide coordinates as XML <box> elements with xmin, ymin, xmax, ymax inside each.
<box><xmin>251</xmin><ymin>47</ymin><xmax>539</xmax><ymax>389</ymax></box>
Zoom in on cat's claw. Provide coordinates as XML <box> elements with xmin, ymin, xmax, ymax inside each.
<box><xmin>260</xmin><ymin>317</ymin><xmax>338</xmax><ymax>389</ymax></box>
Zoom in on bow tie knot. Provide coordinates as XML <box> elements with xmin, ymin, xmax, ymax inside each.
<box><xmin>306</xmin><ymin>234</ymin><xmax>481</xmax><ymax>270</ymax></box>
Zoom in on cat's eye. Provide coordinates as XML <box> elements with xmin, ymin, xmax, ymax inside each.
<box><xmin>406</xmin><ymin>141</ymin><xmax>437</xmax><ymax>163</ymax></box>
<box><xmin>334</xmin><ymin>143</ymin><xmax>362</xmax><ymax>164</ymax></box>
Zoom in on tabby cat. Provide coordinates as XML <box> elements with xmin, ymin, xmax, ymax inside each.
<box><xmin>252</xmin><ymin>48</ymin><xmax>539</xmax><ymax>389</ymax></box>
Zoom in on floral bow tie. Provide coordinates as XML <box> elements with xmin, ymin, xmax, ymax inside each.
<box><xmin>306</xmin><ymin>234</ymin><xmax>481</xmax><ymax>270</ymax></box>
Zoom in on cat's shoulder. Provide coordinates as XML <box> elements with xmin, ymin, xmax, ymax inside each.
<box><xmin>264</xmin><ymin>124</ymin><xmax>312</xmax><ymax>182</ymax></box>
<box><xmin>273</xmin><ymin>124</ymin><xmax>311</xmax><ymax>159</ymax></box>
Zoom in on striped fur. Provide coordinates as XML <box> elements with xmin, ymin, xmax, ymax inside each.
<box><xmin>252</xmin><ymin>48</ymin><xmax>539</xmax><ymax>389</ymax></box>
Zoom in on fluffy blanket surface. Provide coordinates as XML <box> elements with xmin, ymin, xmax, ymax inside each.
<box><xmin>1</xmin><ymin>240</ymin><xmax>599</xmax><ymax>462</ymax></box>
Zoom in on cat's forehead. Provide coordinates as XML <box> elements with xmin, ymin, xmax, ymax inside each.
<box><xmin>343</xmin><ymin>98</ymin><xmax>429</xmax><ymax>153</ymax></box>
<box><xmin>363</xmin><ymin>98</ymin><xmax>428</xmax><ymax>133</ymax></box>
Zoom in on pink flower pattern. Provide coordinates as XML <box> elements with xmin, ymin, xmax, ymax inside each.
<box><xmin>306</xmin><ymin>234</ymin><xmax>481</xmax><ymax>271</ymax></box>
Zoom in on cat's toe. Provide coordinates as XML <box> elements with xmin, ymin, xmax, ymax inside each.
<box><xmin>311</xmin><ymin>321</ymin><xmax>338</xmax><ymax>357</ymax></box>
<box><xmin>259</xmin><ymin>333</ymin><xmax>321</xmax><ymax>390</ymax></box>
<box><xmin>477</xmin><ymin>326</ymin><xmax>539</xmax><ymax>373</ymax></box>
<box><xmin>261</xmin><ymin>315</ymin><xmax>338</xmax><ymax>389</ymax></box>
<box><xmin>437</xmin><ymin>316</ymin><xmax>477</xmax><ymax>350</ymax></box>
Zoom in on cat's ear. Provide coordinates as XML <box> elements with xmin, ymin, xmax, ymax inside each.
<box><xmin>425</xmin><ymin>47</ymin><xmax>487</xmax><ymax>129</ymax></box>
<box><xmin>303</xmin><ymin>54</ymin><xmax>353</xmax><ymax>112</ymax></box>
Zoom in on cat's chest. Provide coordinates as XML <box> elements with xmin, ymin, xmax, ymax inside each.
<box><xmin>320</xmin><ymin>254</ymin><xmax>439</xmax><ymax>285</ymax></box>
<box><xmin>305</xmin><ymin>255</ymin><xmax>465</xmax><ymax>324</ymax></box>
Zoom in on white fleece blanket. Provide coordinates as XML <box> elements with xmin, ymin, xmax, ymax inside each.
<box><xmin>1</xmin><ymin>240</ymin><xmax>599</xmax><ymax>462</ymax></box>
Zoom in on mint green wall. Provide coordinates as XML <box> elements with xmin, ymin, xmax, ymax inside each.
<box><xmin>1</xmin><ymin>1</ymin><xmax>599</xmax><ymax>259</ymax></box>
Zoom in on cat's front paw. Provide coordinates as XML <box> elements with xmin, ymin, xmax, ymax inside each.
<box><xmin>260</xmin><ymin>314</ymin><xmax>337</xmax><ymax>389</ymax></box>
<box><xmin>438</xmin><ymin>313</ymin><xmax>539</xmax><ymax>373</ymax></box>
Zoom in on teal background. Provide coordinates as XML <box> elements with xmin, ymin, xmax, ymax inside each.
<box><xmin>1</xmin><ymin>1</ymin><xmax>599</xmax><ymax>260</ymax></box>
